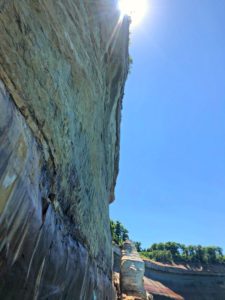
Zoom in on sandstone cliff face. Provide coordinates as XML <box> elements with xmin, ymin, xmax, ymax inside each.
<box><xmin>0</xmin><ymin>1</ymin><xmax>129</xmax><ymax>299</ymax></box>
<box><xmin>113</xmin><ymin>246</ymin><xmax>225</xmax><ymax>300</ymax></box>
<box><xmin>144</xmin><ymin>260</ymin><xmax>225</xmax><ymax>300</ymax></box>
<box><xmin>144</xmin><ymin>277</ymin><xmax>184</xmax><ymax>300</ymax></box>
<box><xmin>120</xmin><ymin>241</ymin><xmax>146</xmax><ymax>299</ymax></box>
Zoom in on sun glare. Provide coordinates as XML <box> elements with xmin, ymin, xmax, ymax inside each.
<box><xmin>118</xmin><ymin>0</ymin><xmax>148</xmax><ymax>26</ymax></box>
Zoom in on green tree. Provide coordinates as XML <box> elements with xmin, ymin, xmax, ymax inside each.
<box><xmin>140</xmin><ymin>242</ymin><xmax>225</xmax><ymax>265</ymax></box>
<box><xmin>164</xmin><ymin>242</ymin><xmax>180</xmax><ymax>259</ymax></box>
<box><xmin>115</xmin><ymin>221</ymin><xmax>122</xmax><ymax>239</ymax></box>
<box><xmin>122</xmin><ymin>228</ymin><xmax>129</xmax><ymax>241</ymax></box>
<box><xmin>110</xmin><ymin>220</ymin><xmax>129</xmax><ymax>246</ymax></box>
<box><xmin>134</xmin><ymin>242</ymin><xmax>142</xmax><ymax>252</ymax></box>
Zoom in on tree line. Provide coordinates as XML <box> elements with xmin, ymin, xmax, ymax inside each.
<box><xmin>110</xmin><ymin>220</ymin><xmax>225</xmax><ymax>265</ymax></box>
<box><xmin>140</xmin><ymin>242</ymin><xmax>225</xmax><ymax>265</ymax></box>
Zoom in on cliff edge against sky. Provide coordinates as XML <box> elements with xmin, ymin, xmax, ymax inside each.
<box><xmin>0</xmin><ymin>1</ymin><xmax>129</xmax><ymax>299</ymax></box>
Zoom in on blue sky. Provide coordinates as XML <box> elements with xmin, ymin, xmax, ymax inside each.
<box><xmin>110</xmin><ymin>0</ymin><xmax>225</xmax><ymax>250</ymax></box>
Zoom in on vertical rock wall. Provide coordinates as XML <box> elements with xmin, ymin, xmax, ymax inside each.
<box><xmin>0</xmin><ymin>1</ymin><xmax>129</xmax><ymax>299</ymax></box>
<box><xmin>144</xmin><ymin>261</ymin><xmax>225</xmax><ymax>300</ymax></box>
<box><xmin>120</xmin><ymin>241</ymin><xmax>146</xmax><ymax>299</ymax></box>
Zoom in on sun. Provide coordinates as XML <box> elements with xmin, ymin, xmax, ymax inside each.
<box><xmin>118</xmin><ymin>0</ymin><xmax>148</xmax><ymax>26</ymax></box>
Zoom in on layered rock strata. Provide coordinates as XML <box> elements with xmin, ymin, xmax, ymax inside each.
<box><xmin>113</xmin><ymin>245</ymin><xmax>225</xmax><ymax>299</ymax></box>
<box><xmin>0</xmin><ymin>1</ymin><xmax>129</xmax><ymax>299</ymax></box>
<box><xmin>144</xmin><ymin>260</ymin><xmax>225</xmax><ymax>300</ymax></box>
<box><xmin>120</xmin><ymin>241</ymin><xmax>146</xmax><ymax>299</ymax></box>
<box><xmin>144</xmin><ymin>277</ymin><xmax>184</xmax><ymax>300</ymax></box>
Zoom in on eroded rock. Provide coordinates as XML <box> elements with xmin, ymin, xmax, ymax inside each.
<box><xmin>144</xmin><ymin>277</ymin><xmax>184</xmax><ymax>300</ymax></box>
<box><xmin>144</xmin><ymin>260</ymin><xmax>225</xmax><ymax>300</ymax></box>
<box><xmin>120</xmin><ymin>241</ymin><xmax>146</xmax><ymax>299</ymax></box>
<box><xmin>0</xmin><ymin>1</ymin><xmax>129</xmax><ymax>299</ymax></box>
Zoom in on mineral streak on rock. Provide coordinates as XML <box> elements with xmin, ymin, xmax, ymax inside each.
<box><xmin>0</xmin><ymin>1</ymin><xmax>129</xmax><ymax>299</ymax></box>
<box><xmin>120</xmin><ymin>241</ymin><xmax>146</xmax><ymax>299</ymax></box>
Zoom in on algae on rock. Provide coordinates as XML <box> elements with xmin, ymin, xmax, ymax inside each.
<box><xmin>0</xmin><ymin>1</ymin><xmax>129</xmax><ymax>299</ymax></box>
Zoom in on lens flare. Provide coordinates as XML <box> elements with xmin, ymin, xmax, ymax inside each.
<box><xmin>118</xmin><ymin>0</ymin><xmax>148</xmax><ymax>26</ymax></box>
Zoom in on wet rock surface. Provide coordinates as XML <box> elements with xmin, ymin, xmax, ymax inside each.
<box><xmin>0</xmin><ymin>1</ymin><xmax>129</xmax><ymax>299</ymax></box>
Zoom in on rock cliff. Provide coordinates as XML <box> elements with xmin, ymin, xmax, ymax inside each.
<box><xmin>144</xmin><ymin>260</ymin><xmax>225</xmax><ymax>300</ymax></box>
<box><xmin>113</xmin><ymin>241</ymin><xmax>149</xmax><ymax>300</ymax></box>
<box><xmin>113</xmin><ymin>246</ymin><xmax>225</xmax><ymax>299</ymax></box>
<box><xmin>0</xmin><ymin>1</ymin><xmax>129</xmax><ymax>299</ymax></box>
<box><xmin>144</xmin><ymin>277</ymin><xmax>184</xmax><ymax>300</ymax></box>
<box><xmin>120</xmin><ymin>241</ymin><xmax>146</xmax><ymax>299</ymax></box>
